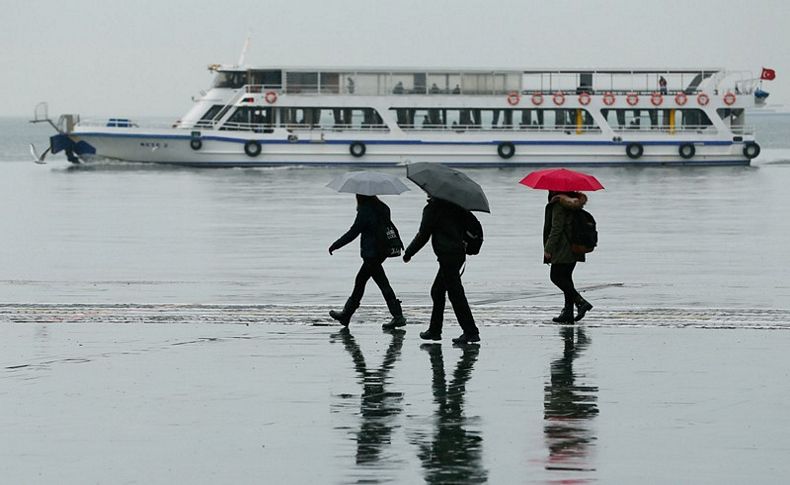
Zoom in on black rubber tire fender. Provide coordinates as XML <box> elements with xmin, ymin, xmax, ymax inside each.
<box><xmin>678</xmin><ymin>143</ymin><xmax>695</xmax><ymax>160</ymax></box>
<box><xmin>244</xmin><ymin>140</ymin><xmax>262</xmax><ymax>157</ymax></box>
<box><xmin>349</xmin><ymin>141</ymin><xmax>366</xmax><ymax>158</ymax></box>
<box><xmin>625</xmin><ymin>142</ymin><xmax>644</xmax><ymax>160</ymax></box>
<box><xmin>497</xmin><ymin>142</ymin><xmax>516</xmax><ymax>159</ymax></box>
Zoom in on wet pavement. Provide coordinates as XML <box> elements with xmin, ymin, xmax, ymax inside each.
<box><xmin>2</xmin><ymin>319</ymin><xmax>789</xmax><ymax>483</ymax></box>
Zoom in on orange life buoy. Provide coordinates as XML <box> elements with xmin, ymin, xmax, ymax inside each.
<box><xmin>531</xmin><ymin>92</ymin><xmax>544</xmax><ymax>106</ymax></box>
<box><xmin>603</xmin><ymin>92</ymin><xmax>616</xmax><ymax>106</ymax></box>
<box><xmin>650</xmin><ymin>92</ymin><xmax>664</xmax><ymax>106</ymax></box>
<box><xmin>507</xmin><ymin>91</ymin><xmax>521</xmax><ymax>106</ymax></box>
<box><xmin>723</xmin><ymin>92</ymin><xmax>737</xmax><ymax>106</ymax></box>
<box><xmin>626</xmin><ymin>92</ymin><xmax>639</xmax><ymax>106</ymax></box>
<box><xmin>697</xmin><ymin>93</ymin><xmax>710</xmax><ymax>106</ymax></box>
<box><xmin>264</xmin><ymin>91</ymin><xmax>278</xmax><ymax>104</ymax></box>
<box><xmin>578</xmin><ymin>92</ymin><xmax>591</xmax><ymax>106</ymax></box>
<box><xmin>553</xmin><ymin>91</ymin><xmax>566</xmax><ymax>106</ymax></box>
<box><xmin>675</xmin><ymin>92</ymin><xmax>688</xmax><ymax>106</ymax></box>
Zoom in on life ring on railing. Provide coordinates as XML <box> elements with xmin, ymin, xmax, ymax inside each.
<box><xmin>553</xmin><ymin>91</ymin><xmax>566</xmax><ymax>106</ymax></box>
<box><xmin>723</xmin><ymin>92</ymin><xmax>737</xmax><ymax>106</ymax></box>
<box><xmin>626</xmin><ymin>92</ymin><xmax>639</xmax><ymax>106</ymax></box>
<box><xmin>507</xmin><ymin>91</ymin><xmax>521</xmax><ymax>106</ymax></box>
<box><xmin>189</xmin><ymin>138</ymin><xmax>202</xmax><ymax>151</ymax></box>
<box><xmin>531</xmin><ymin>92</ymin><xmax>544</xmax><ymax>106</ymax></box>
<box><xmin>697</xmin><ymin>93</ymin><xmax>710</xmax><ymax>106</ymax></box>
<box><xmin>675</xmin><ymin>92</ymin><xmax>688</xmax><ymax>106</ymax></box>
<box><xmin>650</xmin><ymin>92</ymin><xmax>664</xmax><ymax>106</ymax></box>
<box><xmin>603</xmin><ymin>92</ymin><xmax>616</xmax><ymax>106</ymax></box>
<box><xmin>264</xmin><ymin>91</ymin><xmax>278</xmax><ymax>104</ymax></box>
<box><xmin>578</xmin><ymin>92</ymin><xmax>591</xmax><ymax>106</ymax></box>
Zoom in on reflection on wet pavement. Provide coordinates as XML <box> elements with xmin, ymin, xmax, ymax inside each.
<box><xmin>332</xmin><ymin>327</ymin><xmax>405</xmax><ymax>467</ymax></box>
<box><xmin>544</xmin><ymin>327</ymin><xmax>598</xmax><ymax>479</ymax></box>
<box><xmin>3</xmin><ymin>323</ymin><xmax>790</xmax><ymax>483</ymax></box>
<box><xmin>414</xmin><ymin>344</ymin><xmax>487</xmax><ymax>484</ymax></box>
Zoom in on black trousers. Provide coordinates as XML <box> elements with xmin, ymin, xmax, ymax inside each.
<box><xmin>550</xmin><ymin>262</ymin><xmax>579</xmax><ymax>307</ymax></box>
<box><xmin>346</xmin><ymin>257</ymin><xmax>396</xmax><ymax>314</ymax></box>
<box><xmin>429</xmin><ymin>257</ymin><xmax>479</xmax><ymax>336</ymax></box>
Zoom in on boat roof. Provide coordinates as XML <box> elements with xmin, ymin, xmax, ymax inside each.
<box><xmin>211</xmin><ymin>64</ymin><xmax>724</xmax><ymax>75</ymax></box>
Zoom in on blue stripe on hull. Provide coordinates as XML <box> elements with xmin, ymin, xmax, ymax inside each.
<box><xmin>75</xmin><ymin>131</ymin><xmax>736</xmax><ymax>147</ymax></box>
<box><xmin>114</xmin><ymin>159</ymin><xmax>750</xmax><ymax>169</ymax></box>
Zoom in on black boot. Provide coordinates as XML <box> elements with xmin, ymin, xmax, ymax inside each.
<box><xmin>329</xmin><ymin>299</ymin><xmax>358</xmax><ymax>326</ymax></box>
<box><xmin>420</xmin><ymin>327</ymin><xmax>442</xmax><ymax>341</ymax></box>
<box><xmin>382</xmin><ymin>299</ymin><xmax>407</xmax><ymax>330</ymax></box>
<box><xmin>574</xmin><ymin>296</ymin><xmax>593</xmax><ymax>322</ymax></box>
<box><xmin>552</xmin><ymin>305</ymin><xmax>575</xmax><ymax>324</ymax></box>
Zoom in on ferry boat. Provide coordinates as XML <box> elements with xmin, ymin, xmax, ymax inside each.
<box><xmin>32</xmin><ymin>65</ymin><xmax>768</xmax><ymax>167</ymax></box>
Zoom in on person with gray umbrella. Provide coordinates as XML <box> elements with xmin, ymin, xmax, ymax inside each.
<box><xmin>327</xmin><ymin>171</ymin><xmax>409</xmax><ymax>329</ymax></box>
<box><xmin>402</xmin><ymin>163</ymin><xmax>488</xmax><ymax>345</ymax></box>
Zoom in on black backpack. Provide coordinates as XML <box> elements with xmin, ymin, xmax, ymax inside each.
<box><xmin>569</xmin><ymin>209</ymin><xmax>597</xmax><ymax>254</ymax></box>
<box><xmin>462</xmin><ymin>211</ymin><xmax>484</xmax><ymax>256</ymax></box>
<box><xmin>377</xmin><ymin>219</ymin><xmax>404</xmax><ymax>258</ymax></box>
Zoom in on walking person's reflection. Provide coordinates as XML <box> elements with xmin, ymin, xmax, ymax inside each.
<box><xmin>332</xmin><ymin>327</ymin><xmax>405</xmax><ymax>465</ymax></box>
<box><xmin>414</xmin><ymin>344</ymin><xmax>488</xmax><ymax>484</ymax></box>
<box><xmin>544</xmin><ymin>327</ymin><xmax>599</xmax><ymax>474</ymax></box>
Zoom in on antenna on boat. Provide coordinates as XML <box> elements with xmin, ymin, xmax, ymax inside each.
<box><xmin>237</xmin><ymin>33</ymin><xmax>251</xmax><ymax>67</ymax></box>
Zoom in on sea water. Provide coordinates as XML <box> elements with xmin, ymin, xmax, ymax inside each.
<box><xmin>1</xmin><ymin>115</ymin><xmax>789</xmax><ymax>311</ymax></box>
<box><xmin>3</xmin><ymin>115</ymin><xmax>790</xmax><ymax>484</ymax></box>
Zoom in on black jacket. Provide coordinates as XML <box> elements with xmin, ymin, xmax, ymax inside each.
<box><xmin>404</xmin><ymin>198</ymin><xmax>467</xmax><ymax>261</ymax></box>
<box><xmin>330</xmin><ymin>198</ymin><xmax>390</xmax><ymax>259</ymax></box>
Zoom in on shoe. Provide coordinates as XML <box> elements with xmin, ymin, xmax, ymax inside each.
<box><xmin>574</xmin><ymin>301</ymin><xmax>593</xmax><ymax>322</ymax></box>
<box><xmin>552</xmin><ymin>307</ymin><xmax>575</xmax><ymax>324</ymax></box>
<box><xmin>452</xmin><ymin>333</ymin><xmax>480</xmax><ymax>345</ymax></box>
<box><xmin>419</xmin><ymin>329</ymin><xmax>442</xmax><ymax>341</ymax></box>
<box><xmin>382</xmin><ymin>315</ymin><xmax>407</xmax><ymax>330</ymax></box>
<box><xmin>329</xmin><ymin>310</ymin><xmax>350</xmax><ymax>326</ymax></box>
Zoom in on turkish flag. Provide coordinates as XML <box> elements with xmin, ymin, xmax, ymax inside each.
<box><xmin>761</xmin><ymin>68</ymin><xmax>776</xmax><ymax>80</ymax></box>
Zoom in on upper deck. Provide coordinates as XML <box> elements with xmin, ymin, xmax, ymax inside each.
<box><xmin>209</xmin><ymin>65</ymin><xmax>760</xmax><ymax>97</ymax></box>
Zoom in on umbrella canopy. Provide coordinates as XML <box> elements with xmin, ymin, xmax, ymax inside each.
<box><xmin>519</xmin><ymin>168</ymin><xmax>604</xmax><ymax>192</ymax></box>
<box><xmin>326</xmin><ymin>171</ymin><xmax>410</xmax><ymax>196</ymax></box>
<box><xmin>406</xmin><ymin>162</ymin><xmax>490</xmax><ymax>213</ymax></box>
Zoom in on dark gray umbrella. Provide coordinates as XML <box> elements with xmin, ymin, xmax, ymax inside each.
<box><xmin>406</xmin><ymin>162</ymin><xmax>490</xmax><ymax>213</ymax></box>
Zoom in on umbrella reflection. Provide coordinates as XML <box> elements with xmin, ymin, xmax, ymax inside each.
<box><xmin>332</xmin><ymin>327</ymin><xmax>405</xmax><ymax>465</ymax></box>
<box><xmin>544</xmin><ymin>326</ymin><xmax>599</xmax><ymax>475</ymax></box>
<box><xmin>414</xmin><ymin>344</ymin><xmax>488</xmax><ymax>484</ymax></box>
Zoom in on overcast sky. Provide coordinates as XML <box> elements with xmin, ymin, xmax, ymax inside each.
<box><xmin>2</xmin><ymin>0</ymin><xmax>788</xmax><ymax>117</ymax></box>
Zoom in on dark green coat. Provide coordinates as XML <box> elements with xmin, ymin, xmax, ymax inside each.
<box><xmin>543</xmin><ymin>194</ymin><xmax>586</xmax><ymax>264</ymax></box>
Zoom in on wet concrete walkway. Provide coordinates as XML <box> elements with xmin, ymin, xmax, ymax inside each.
<box><xmin>2</xmin><ymin>315</ymin><xmax>789</xmax><ymax>483</ymax></box>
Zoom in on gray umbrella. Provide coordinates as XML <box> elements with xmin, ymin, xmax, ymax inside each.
<box><xmin>326</xmin><ymin>171</ymin><xmax>410</xmax><ymax>196</ymax></box>
<box><xmin>406</xmin><ymin>162</ymin><xmax>490</xmax><ymax>213</ymax></box>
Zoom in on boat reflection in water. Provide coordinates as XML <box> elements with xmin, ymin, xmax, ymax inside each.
<box><xmin>413</xmin><ymin>344</ymin><xmax>488</xmax><ymax>484</ymax></box>
<box><xmin>332</xmin><ymin>327</ymin><xmax>406</xmax><ymax>466</ymax></box>
<box><xmin>544</xmin><ymin>326</ymin><xmax>599</xmax><ymax>478</ymax></box>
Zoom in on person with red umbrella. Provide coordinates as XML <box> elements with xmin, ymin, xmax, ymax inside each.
<box><xmin>520</xmin><ymin>168</ymin><xmax>603</xmax><ymax>323</ymax></box>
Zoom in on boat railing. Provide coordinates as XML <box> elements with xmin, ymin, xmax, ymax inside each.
<box><xmin>610</xmin><ymin>124</ymin><xmax>718</xmax><ymax>134</ymax></box>
<box><xmin>401</xmin><ymin>124</ymin><xmax>603</xmax><ymax>134</ymax></box>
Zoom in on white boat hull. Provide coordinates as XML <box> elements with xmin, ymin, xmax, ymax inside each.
<box><xmin>70</xmin><ymin>128</ymin><xmax>751</xmax><ymax>167</ymax></box>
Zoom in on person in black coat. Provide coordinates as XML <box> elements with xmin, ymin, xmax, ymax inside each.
<box><xmin>403</xmin><ymin>197</ymin><xmax>480</xmax><ymax>344</ymax></box>
<box><xmin>328</xmin><ymin>194</ymin><xmax>406</xmax><ymax>329</ymax></box>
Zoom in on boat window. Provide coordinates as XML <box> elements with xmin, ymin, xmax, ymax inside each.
<box><xmin>601</xmin><ymin>109</ymin><xmax>713</xmax><ymax>132</ymax></box>
<box><xmin>278</xmin><ymin>107</ymin><xmax>387</xmax><ymax>131</ymax></box>
<box><xmin>390</xmin><ymin>108</ymin><xmax>599</xmax><ymax>132</ymax></box>
<box><xmin>248</xmin><ymin>70</ymin><xmax>282</xmax><ymax>89</ymax></box>
<box><xmin>200</xmin><ymin>105</ymin><xmax>225</xmax><ymax>120</ymax></box>
<box><xmin>319</xmin><ymin>73</ymin><xmax>340</xmax><ymax>94</ymax></box>
<box><xmin>213</xmin><ymin>71</ymin><xmax>247</xmax><ymax>89</ymax></box>
<box><xmin>220</xmin><ymin>107</ymin><xmax>274</xmax><ymax>132</ymax></box>
<box><xmin>286</xmin><ymin>72</ymin><xmax>319</xmax><ymax>93</ymax></box>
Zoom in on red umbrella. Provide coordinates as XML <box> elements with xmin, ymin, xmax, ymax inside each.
<box><xmin>519</xmin><ymin>168</ymin><xmax>604</xmax><ymax>192</ymax></box>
